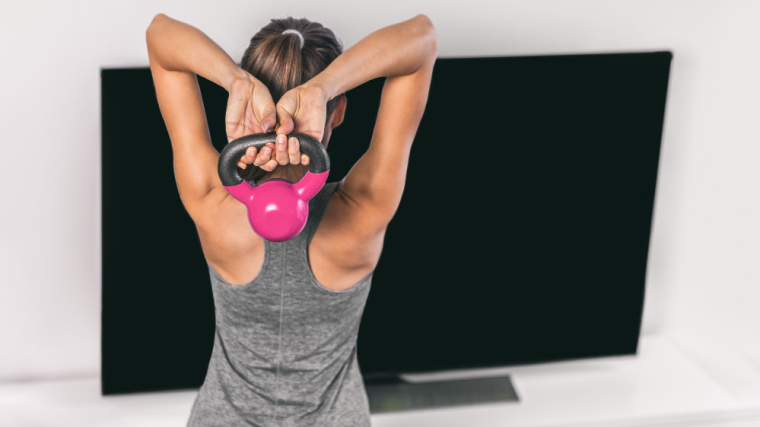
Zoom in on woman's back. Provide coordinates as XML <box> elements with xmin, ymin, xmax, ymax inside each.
<box><xmin>195</xmin><ymin>167</ymin><xmax>380</xmax><ymax>292</ymax></box>
<box><xmin>188</xmin><ymin>183</ymin><xmax>373</xmax><ymax>426</ymax></box>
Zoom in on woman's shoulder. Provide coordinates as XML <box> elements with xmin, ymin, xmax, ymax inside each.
<box><xmin>312</xmin><ymin>180</ymin><xmax>387</xmax><ymax>272</ymax></box>
<box><xmin>309</xmin><ymin>183</ymin><xmax>385</xmax><ymax>290</ymax></box>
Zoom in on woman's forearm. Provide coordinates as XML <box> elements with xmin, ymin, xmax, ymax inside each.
<box><xmin>308</xmin><ymin>14</ymin><xmax>438</xmax><ymax>101</ymax></box>
<box><xmin>146</xmin><ymin>13</ymin><xmax>246</xmax><ymax>91</ymax></box>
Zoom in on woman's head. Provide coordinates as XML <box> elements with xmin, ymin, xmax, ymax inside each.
<box><xmin>241</xmin><ymin>17</ymin><xmax>344</xmax><ymax>128</ymax></box>
<box><xmin>239</xmin><ymin>17</ymin><xmax>346</xmax><ymax>183</ymax></box>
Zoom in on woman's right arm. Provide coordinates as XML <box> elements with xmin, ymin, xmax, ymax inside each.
<box><xmin>304</xmin><ymin>15</ymin><xmax>438</xmax><ymax>270</ymax></box>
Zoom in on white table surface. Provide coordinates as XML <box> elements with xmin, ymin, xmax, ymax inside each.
<box><xmin>2</xmin><ymin>334</ymin><xmax>760</xmax><ymax>427</ymax></box>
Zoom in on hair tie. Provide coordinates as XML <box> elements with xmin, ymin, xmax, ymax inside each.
<box><xmin>282</xmin><ymin>29</ymin><xmax>305</xmax><ymax>49</ymax></box>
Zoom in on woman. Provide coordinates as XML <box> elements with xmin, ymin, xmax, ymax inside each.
<box><xmin>146</xmin><ymin>12</ymin><xmax>436</xmax><ymax>426</ymax></box>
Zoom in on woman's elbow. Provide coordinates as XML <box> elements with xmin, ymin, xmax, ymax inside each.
<box><xmin>146</xmin><ymin>13</ymin><xmax>168</xmax><ymax>38</ymax></box>
<box><xmin>150</xmin><ymin>13</ymin><xmax>169</xmax><ymax>26</ymax></box>
<box><xmin>412</xmin><ymin>14</ymin><xmax>435</xmax><ymax>31</ymax></box>
<box><xmin>413</xmin><ymin>14</ymin><xmax>438</xmax><ymax>59</ymax></box>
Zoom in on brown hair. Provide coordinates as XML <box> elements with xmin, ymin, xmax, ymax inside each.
<box><xmin>238</xmin><ymin>17</ymin><xmax>344</xmax><ymax>183</ymax></box>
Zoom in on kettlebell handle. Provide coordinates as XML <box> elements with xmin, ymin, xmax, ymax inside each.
<box><xmin>218</xmin><ymin>132</ymin><xmax>330</xmax><ymax>187</ymax></box>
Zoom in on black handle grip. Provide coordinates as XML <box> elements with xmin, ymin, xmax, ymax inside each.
<box><xmin>218</xmin><ymin>132</ymin><xmax>330</xmax><ymax>187</ymax></box>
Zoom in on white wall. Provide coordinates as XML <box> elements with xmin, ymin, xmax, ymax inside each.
<box><xmin>1</xmin><ymin>0</ymin><xmax>758</xmax><ymax>382</ymax></box>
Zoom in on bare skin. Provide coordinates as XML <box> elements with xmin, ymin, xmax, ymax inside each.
<box><xmin>146</xmin><ymin>14</ymin><xmax>437</xmax><ymax>290</ymax></box>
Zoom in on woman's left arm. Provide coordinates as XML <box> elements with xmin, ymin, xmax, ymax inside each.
<box><xmin>145</xmin><ymin>13</ymin><xmax>277</xmax><ymax>219</ymax></box>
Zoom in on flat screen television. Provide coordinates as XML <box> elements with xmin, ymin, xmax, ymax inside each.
<box><xmin>101</xmin><ymin>51</ymin><xmax>672</xmax><ymax>395</ymax></box>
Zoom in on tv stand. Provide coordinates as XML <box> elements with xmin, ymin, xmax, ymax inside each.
<box><xmin>363</xmin><ymin>373</ymin><xmax>519</xmax><ymax>413</ymax></box>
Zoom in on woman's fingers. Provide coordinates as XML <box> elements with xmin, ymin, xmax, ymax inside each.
<box><xmin>236</xmin><ymin>136</ymin><xmax>312</xmax><ymax>173</ymax></box>
<box><xmin>252</xmin><ymin>143</ymin><xmax>275</xmax><ymax>167</ymax></box>
<box><xmin>286</xmin><ymin>137</ymin><xmax>310</xmax><ymax>165</ymax></box>
<box><xmin>237</xmin><ymin>146</ymin><xmax>258</xmax><ymax>169</ymax></box>
<box><xmin>253</xmin><ymin>86</ymin><xmax>277</xmax><ymax>134</ymax></box>
<box><xmin>275</xmin><ymin>134</ymin><xmax>289</xmax><ymax>165</ymax></box>
<box><xmin>257</xmin><ymin>160</ymin><xmax>277</xmax><ymax>172</ymax></box>
<box><xmin>275</xmin><ymin>102</ymin><xmax>296</xmax><ymax>136</ymax></box>
<box><xmin>255</xmin><ymin>143</ymin><xmax>278</xmax><ymax>171</ymax></box>
<box><xmin>287</xmin><ymin>137</ymin><xmax>301</xmax><ymax>165</ymax></box>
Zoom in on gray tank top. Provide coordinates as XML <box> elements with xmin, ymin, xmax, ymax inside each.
<box><xmin>188</xmin><ymin>182</ymin><xmax>373</xmax><ymax>427</ymax></box>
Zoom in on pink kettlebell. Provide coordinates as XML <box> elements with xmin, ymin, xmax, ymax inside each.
<box><xmin>218</xmin><ymin>132</ymin><xmax>330</xmax><ymax>242</ymax></box>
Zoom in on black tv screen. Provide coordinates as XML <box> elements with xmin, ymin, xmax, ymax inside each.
<box><xmin>102</xmin><ymin>51</ymin><xmax>671</xmax><ymax>395</ymax></box>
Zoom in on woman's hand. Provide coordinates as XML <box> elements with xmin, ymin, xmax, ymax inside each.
<box><xmin>226</xmin><ymin>70</ymin><xmax>310</xmax><ymax>171</ymax></box>
<box><xmin>237</xmin><ymin>82</ymin><xmax>326</xmax><ymax>172</ymax></box>
<box><xmin>225</xmin><ymin>71</ymin><xmax>277</xmax><ymax>142</ymax></box>
<box><xmin>236</xmin><ymin>138</ymin><xmax>311</xmax><ymax>172</ymax></box>
<box><xmin>275</xmin><ymin>84</ymin><xmax>329</xmax><ymax>143</ymax></box>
